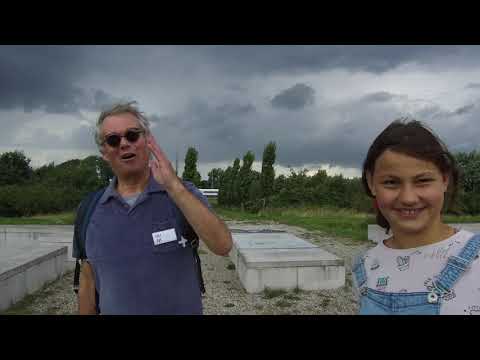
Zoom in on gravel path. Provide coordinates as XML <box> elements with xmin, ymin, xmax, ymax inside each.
<box><xmin>2</xmin><ymin>221</ymin><xmax>374</xmax><ymax>315</ymax></box>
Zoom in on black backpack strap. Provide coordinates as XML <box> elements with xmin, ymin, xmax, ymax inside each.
<box><xmin>186</xmin><ymin>228</ymin><xmax>206</xmax><ymax>294</ymax></box>
<box><xmin>166</xmin><ymin>192</ymin><xmax>206</xmax><ymax>295</ymax></box>
<box><xmin>72</xmin><ymin>188</ymin><xmax>106</xmax><ymax>294</ymax></box>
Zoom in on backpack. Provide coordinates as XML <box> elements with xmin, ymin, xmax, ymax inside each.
<box><xmin>72</xmin><ymin>188</ymin><xmax>206</xmax><ymax>302</ymax></box>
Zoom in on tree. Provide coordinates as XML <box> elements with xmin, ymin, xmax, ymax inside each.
<box><xmin>455</xmin><ymin>151</ymin><xmax>480</xmax><ymax>214</ymax></box>
<box><xmin>456</xmin><ymin>151</ymin><xmax>480</xmax><ymax>194</ymax></box>
<box><xmin>244</xmin><ymin>178</ymin><xmax>263</xmax><ymax>213</ymax></box>
<box><xmin>207</xmin><ymin>168</ymin><xmax>224</xmax><ymax>188</ymax></box>
<box><xmin>230</xmin><ymin>158</ymin><xmax>241</xmax><ymax>205</ymax></box>
<box><xmin>95</xmin><ymin>156</ymin><xmax>114</xmax><ymax>187</ymax></box>
<box><xmin>182</xmin><ymin>147</ymin><xmax>201</xmax><ymax>186</ymax></box>
<box><xmin>260</xmin><ymin>141</ymin><xmax>276</xmax><ymax>199</ymax></box>
<box><xmin>0</xmin><ymin>150</ymin><xmax>33</xmax><ymax>186</ymax></box>
<box><xmin>199</xmin><ymin>180</ymin><xmax>210</xmax><ymax>188</ymax></box>
<box><xmin>238</xmin><ymin>151</ymin><xmax>255</xmax><ymax>206</ymax></box>
<box><xmin>218</xmin><ymin>166</ymin><xmax>232</xmax><ymax>206</ymax></box>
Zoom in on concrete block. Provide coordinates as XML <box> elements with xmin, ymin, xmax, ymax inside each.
<box><xmin>240</xmin><ymin>248</ymin><xmax>343</xmax><ymax>268</ymax></box>
<box><xmin>230</xmin><ymin>232</ymin><xmax>318</xmax><ymax>269</ymax></box>
<box><xmin>0</xmin><ymin>244</ymin><xmax>67</xmax><ymax>312</ymax></box>
<box><xmin>239</xmin><ymin>268</ymin><xmax>262</xmax><ymax>293</ymax></box>
<box><xmin>25</xmin><ymin>263</ymin><xmax>45</xmax><ymax>294</ymax></box>
<box><xmin>6</xmin><ymin>272</ymin><xmax>26</xmax><ymax>304</ymax></box>
<box><xmin>0</xmin><ymin>280</ymin><xmax>10</xmax><ymax>311</ymax></box>
<box><xmin>298</xmin><ymin>266</ymin><xmax>345</xmax><ymax>290</ymax></box>
<box><xmin>260</xmin><ymin>267</ymin><xmax>298</xmax><ymax>291</ymax></box>
<box><xmin>236</xmin><ymin>246</ymin><xmax>345</xmax><ymax>293</ymax></box>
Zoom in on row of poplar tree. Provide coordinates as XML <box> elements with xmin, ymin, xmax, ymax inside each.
<box><xmin>182</xmin><ymin>144</ymin><xmax>480</xmax><ymax>215</ymax></box>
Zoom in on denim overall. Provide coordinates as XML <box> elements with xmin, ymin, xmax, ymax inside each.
<box><xmin>352</xmin><ymin>234</ymin><xmax>480</xmax><ymax>315</ymax></box>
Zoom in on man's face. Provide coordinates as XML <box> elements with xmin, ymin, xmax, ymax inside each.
<box><xmin>100</xmin><ymin>113</ymin><xmax>150</xmax><ymax>178</ymax></box>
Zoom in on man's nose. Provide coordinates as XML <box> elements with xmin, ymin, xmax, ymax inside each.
<box><xmin>119</xmin><ymin>136</ymin><xmax>131</xmax><ymax>148</ymax></box>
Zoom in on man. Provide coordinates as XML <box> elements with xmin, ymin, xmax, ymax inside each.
<box><xmin>76</xmin><ymin>101</ymin><xmax>232</xmax><ymax>315</ymax></box>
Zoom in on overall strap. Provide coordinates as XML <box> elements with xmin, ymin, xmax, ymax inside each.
<box><xmin>433</xmin><ymin>234</ymin><xmax>480</xmax><ymax>294</ymax></box>
<box><xmin>352</xmin><ymin>253</ymin><xmax>368</xmax><ymax>295</ymax></box>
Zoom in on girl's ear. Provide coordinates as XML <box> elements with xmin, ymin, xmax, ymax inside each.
<box><xmin>442</xmin><ymin>173</ymin><xmax>450</xmax><ymax>193</ymax></box>
<box><xmin>367</xmin><ymin>171</ymin><xmax>376</xmax><ymax>197</ymax></box>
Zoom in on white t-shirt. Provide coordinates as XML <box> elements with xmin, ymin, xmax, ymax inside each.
<box><xmin>358</xmin><ymin>229</ymin><xmax>480</xmax><ymax>315</ymax></box>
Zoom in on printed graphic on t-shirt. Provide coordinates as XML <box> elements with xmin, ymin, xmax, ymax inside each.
<box><xmin>396</xmin><ymin>256</ymin><xmax>410</xmax><ymax>271</ymax></box>
<box><xmin>370</xmin><ymin>259</ymin><xmax>380</xmax><ymax>271</ymax></box>
<box><xmin>465</xmin><ymin>305</ymin><xmax>480</xmax><ymax>315</ymax></box>
<box><xmin>376</xmin><ymin>276</ymin><xmax>389</xmax><ymax>291</ymax></box>
<box><xmin>423</xmin><ymin>245</ymin><xmax>453</xmax><ymax>260</ymax></box>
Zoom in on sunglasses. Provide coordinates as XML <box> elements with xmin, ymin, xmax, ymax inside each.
<box><xmin>102</xmin><ymin>129</ymin><xmax>145</xmax><ymax>148</ymax></box>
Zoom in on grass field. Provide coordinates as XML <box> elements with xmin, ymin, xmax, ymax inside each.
<box><xmin>216</xmin><ymin>207</ymin><xmax>373</xmax><ymax>241</ymax></box>
<box><xmin>1</xmin><ymin>206</ymin><xmax>480</xmax><ymax>242</ymax></box>
<box><xmin>218</xmin><ymin>207</ymin><xmax>480</xmax><ymax>241</ymax></box>
<box><xmin>0</xmin><ymin>212</ymin><xmax>75</xmax><ymax>225</ymax></box>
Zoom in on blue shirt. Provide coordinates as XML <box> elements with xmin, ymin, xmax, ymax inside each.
<box><xmin>85</xmin><ymin>175</ymin><xmax>210</xmax><ymax>315</ymax></box>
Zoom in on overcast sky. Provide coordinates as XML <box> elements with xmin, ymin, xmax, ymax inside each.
<box><xmin>2</xmin><ymin>45</ymin><xmax>480</xmax><ymax>179</ymax></box>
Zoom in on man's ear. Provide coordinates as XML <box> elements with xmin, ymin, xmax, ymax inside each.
<box><xmin>366</xmin><ymin>171</ymin><xmax>376</xmax><ymax>197</ymax></box>
<box><xmin>100</xmin><ymin>148</ymin><xmax>108</xmax><ymax>163</ymax></box>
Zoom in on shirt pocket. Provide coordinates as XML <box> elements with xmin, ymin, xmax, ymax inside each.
<box><xmin>151</xmin><ymin>219</ymin><xmax>182</xmax><ymax>254</ymax></box>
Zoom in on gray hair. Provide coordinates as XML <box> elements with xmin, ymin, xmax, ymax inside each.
<box><xmin>95</xmin><ymin>101</ymin><xmax>151</xmax><ymax>149</ymax></box>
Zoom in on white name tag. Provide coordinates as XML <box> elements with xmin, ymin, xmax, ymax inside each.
<box><xmin>152</xmin><ymin>228</ymin><xmax>177</xmax><ymax>246</ymax></box>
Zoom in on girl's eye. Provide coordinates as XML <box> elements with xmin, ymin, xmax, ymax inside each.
<box><xmin>382</xmin><ymin>180</ymin><xmax>397</xmax><ymax>186</ymax></box>
<box><xmin>418</xmin><ymin>178</ymin><xmax>434</xmax><ymax>184</ymax></box>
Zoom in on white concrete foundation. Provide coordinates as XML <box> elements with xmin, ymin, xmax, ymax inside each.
<box><xmin>0</xmin><ymin>226</ymin><xmax>75</xmax><ymax>270</ymax></box>
<box><xmin>0</xmin><ymin>244</ymin><xmax>67</xmax><ymax>312</ymax></box>
<box><xmin>229</xmin><ymin>231</ymin><xmax>345</xmax><ymax>293</ymax></box>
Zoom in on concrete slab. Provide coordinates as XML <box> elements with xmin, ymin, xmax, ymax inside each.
<box><xmin>0</xmin><ymin>244</ymin><xmax>67</xmax><ymax>312</ymax></box>
<box><xmin>0</xmin><ymin>227</ymin><xmax>75</xmax><ymax>270</ymax></box>
<box><xmin>298</xmin><ymin>266</ymin><xmax>346</xmax><ymax>291</ymax></box>
<box><xmin>239</xmin><ymin>248</ymin><xmax>343</xmax><ymax>268</ymax></box>
<box><xmin>368</xmin><ymin>223</ymin><xmax>480</xmax><ymax>243</ymax></box>
<box><xmin>229</xmin><ymin>232</ymin><xmax>317</xmax><ymax>268</ymax></box>
<box><xmin>229</xmin><ymin>231</ymin><xmax>345</xmax><ymax>293</ymax></box>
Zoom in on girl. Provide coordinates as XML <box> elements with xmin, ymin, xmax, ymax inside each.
<box><xmin>353</xmin><ymin>119</ymin><xmax>480</xmax><ymax>315</ymax></box>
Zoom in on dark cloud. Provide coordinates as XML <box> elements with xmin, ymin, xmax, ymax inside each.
<box><xmin>28</xmin><ymin>90</ymin><xmax>480</xmax><ymax>173</ymax></box>
<box><xmin>1</xmin><ymin>45</ymin><xmax>479</xmax><ymax>115</ymax></box>
<box><xmin>362</xmin><ymin>91</ymin><xmax>397</xmax><ymax>103</ymax></box>
<box><xmin>0</xmin><ymin>46</ymin><xmax>88</xmax><ymax>113</ymax></box>
<box><xmin>413</xmin><ymin>102</ymin><xmax>476</xmax><ymax>120</ymax></box>
<box><xmin>453</xmin><ymin>104</ymin><xmax>475</xmax><ymax>116</ymax></box>
<box><xmin>0</xmin><ymin>46</ymin><xmax>129</xmax><ymax>114</ymax></box>
<box><xmin>271</xmin><ymin>83</ymin><xmax>315</xmax><ymax>110</ymax></box>
<box><xmin>466</xmin><ymin>83</ymin><xmax>480</xmax><ymax>89</ymax></box>
<box><xmin>92</xmin><ymin>90</ymin><xmax>130</xmax><ymax>111</ymax></box>
<box><xmin>194</xmin><ymin>45</ymin><xmax>480</xmax><ymax>76</ymax></box>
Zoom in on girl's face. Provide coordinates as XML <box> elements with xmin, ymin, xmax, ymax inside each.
<box><xmin>367</xmin><ymin>149</ymin><xmax>449</xmax><ymax>237</ymax></box>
